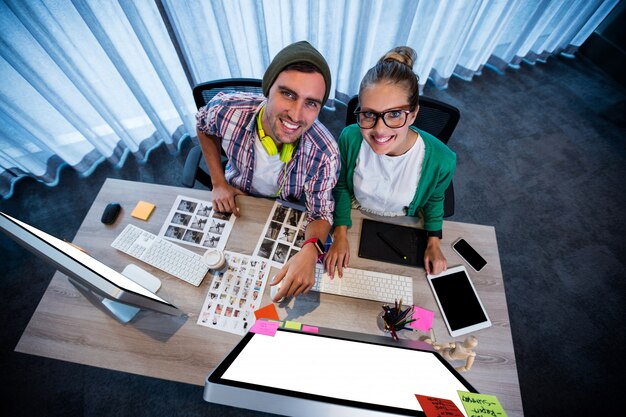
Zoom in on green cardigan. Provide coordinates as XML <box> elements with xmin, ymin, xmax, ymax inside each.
<box><xmin>332</xmin><ymin>124</ymin><xmax>456</xmax><ymax>232</ymax></box>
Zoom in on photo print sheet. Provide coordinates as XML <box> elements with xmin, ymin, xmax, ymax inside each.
<box><xmin>253</xmin><ymin>200</ymin><xmax>308</xmax><ymax>268</ymax></box>
<box><xmin>158</xmin><ymin>195</ymin><xmax>235</xmax><ymax>251</ymax></box>
<box><xmin>197</xmin><ymin>252</ymin><xmax>271</xmax><ymax>335</ymax></box>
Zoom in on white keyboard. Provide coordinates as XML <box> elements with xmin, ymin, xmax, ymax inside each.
<box><xmin>111</xmin><ymin>224</ymin><xmax>209</xmax><ymax>286</ymax></box>
<box><xmin>312</xmin><ymin>264</ymin><xmax>413</xmax><ymax>305</ymax></box>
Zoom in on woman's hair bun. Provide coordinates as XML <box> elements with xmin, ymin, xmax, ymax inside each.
<box><xmin>379</xmin><ymin>46</ymin><xmax>416</xmax><ymax>69</ymax></box>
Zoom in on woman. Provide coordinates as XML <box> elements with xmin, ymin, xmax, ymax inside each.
<box><xmin>325</xmin><ymin>46</ymin><xmax>456</xmax><ymax>277</ymax></box>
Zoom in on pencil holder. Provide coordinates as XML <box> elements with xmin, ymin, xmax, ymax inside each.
<box><xmin>376</xmin><ymin>311</ymin><xmax>391</xmax><ymax>334</ymax></box>
<box><xmin>377</xmin><ymin>301</ymin><xmax>415</xmax><ymax>341</ymax></box>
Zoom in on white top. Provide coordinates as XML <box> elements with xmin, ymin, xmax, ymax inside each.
<box><xmin>250</xmin><ymin>137</ymin><xmax>284</xmax><ymax>196</ymax></box>
<box><xmin>353</xmin><ymin>134</ymin><xmax>425</xmax><ymax>216</ymax></box>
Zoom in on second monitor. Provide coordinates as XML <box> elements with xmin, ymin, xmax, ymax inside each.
<box><xmin>0</xmin><ymin>211</ymin><xmax>183</xmax><ymax>323</ymax></box>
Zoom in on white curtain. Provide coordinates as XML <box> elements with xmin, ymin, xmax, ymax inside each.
<box><xmin>0</xmin><ymin>0</ymin><xmax>618</xmax><ymax>198</ymax></box>
<box><xmin>0</xmin><ymin>0</ymin><xmax>197</xmax><ymax>198</ymax></box>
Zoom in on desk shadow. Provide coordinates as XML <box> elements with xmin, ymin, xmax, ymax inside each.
<box><xmin>130</xmin><ymin>311</ymin><xmax>188</xmax><ymax>343</ymax></box>
<box><xmin>277</xmin><ymin>290</ymin><xmax>321</xmax><ymax>323</ymax></box>
<box><xmin>69</xmin><ymin>278</ymin><xmax>187</xmax><ymax>342</ymax></box>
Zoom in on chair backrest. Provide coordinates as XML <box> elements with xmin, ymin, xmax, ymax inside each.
<box><xmin>193</xmin><ymin>78</ymin><xmax>263</xmax><ymax>109</ymax></box>
<box><xmin>184</xmin><ymin>78</ymin><xmax>263</xmax><ymax>190</ymax></box>
<box><xmin>345</xmin><ymin>95</ymin><xmax>460</xmax><ymax>144</ymax></box>
<box><xmin>345</xmin><ymin>94</ymin><xmax>459</xmax><ymax>218</ymax></box>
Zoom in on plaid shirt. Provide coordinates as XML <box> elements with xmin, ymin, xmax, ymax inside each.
<box><xmin>196</xmin><ymin>92</ymin><xmax>340</xmax><ymax>224</ymax></box>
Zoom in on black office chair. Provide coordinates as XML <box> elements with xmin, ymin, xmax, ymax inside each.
<box><xmin>182</xmin><ymin>78</ymin><xmax>263</xmax><ymax>189</ymax></box>
<box><xmin>345</xmin><ymin>95</ymin><xmax>460</xmax><ymax>217</ymax></box>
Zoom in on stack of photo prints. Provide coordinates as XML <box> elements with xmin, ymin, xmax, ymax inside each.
<box><xmin>158</xmin><ymin>195</ymin><xmax>235</xmax><ymax>251</ymax></box>
<box><xmin>198</xmin><ymin>201</ymin><xmax>316</xmax><ymax>335</ymax></box>
<box><xmin>253</xmin><ymin>201</ymin><xmax>308</xmax><ymax>267</ymax></box>
<box><xmin>176</xmin><ymin>199</ymin><xmax>329</xmax><ymax>335</ymax></box>
<box><xmin>197</xmin><ymin>252</ymin><xmax>270</xmax><ymax>335</ymax></box>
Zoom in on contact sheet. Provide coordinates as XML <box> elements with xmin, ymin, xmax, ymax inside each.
<box><xmin>253</xmin><ymin>200</ymin><xmax>307</xmax><ymax>267</ymax></box>
<box><xmin>197</xmin><ymin>251</ymin><xmax>270</xmax><ymax>335</ymax></box>
<box><xmin>158</xmin><ymin>195</ymin><xmax>235</xmax><ymax>251</ymax></box>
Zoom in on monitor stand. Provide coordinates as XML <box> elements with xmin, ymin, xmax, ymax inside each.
<box><xmin>68</xmin><ymin>264</ymin><xmax>162</xmax><ymax>324</ymax></box>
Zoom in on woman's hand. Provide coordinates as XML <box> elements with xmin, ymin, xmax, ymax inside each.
<box><xmin>324</xmin><ymin>226</ymin><xmax>350</xmax><ymax>278</ymax></box>
<box><xmin>424</xmin><ymin>236</ymin><xmax>447</xmax><ymax>275</ymax></box>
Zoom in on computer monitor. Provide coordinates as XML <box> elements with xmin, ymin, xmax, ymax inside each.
<box><xmin>0</xmin><ymin>211</ymin><xmax>183</xmax><ymax>323</ymax></box>
<box><xmin>205</xmin><ymin>326</ymin><xmax>478</xmax><ymax>416</ymax></box>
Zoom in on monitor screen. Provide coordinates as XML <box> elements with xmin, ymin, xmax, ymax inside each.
<box><xmin>0</xmin><ymin>211</ymin><xmax>182</xmax><ymax>320</ymax></box>
<box><xmin>206</xmin><ymin>328</ymin><xmax>477</xmax><ymax>416</ymax></box>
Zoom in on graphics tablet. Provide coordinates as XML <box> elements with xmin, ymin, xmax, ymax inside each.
<box><xmin>358</xmin><ymin>218</ymin><xmax>427</xmax><ymax>267</ymax></box>
<box><xmin>204</xmin><ymin>326</ymin><xmax>477</xmax><ymax>416</ymax></box>
<box><xmin>427</xmin><ymin>265</ymin><xmax>492</xmax><ymax>337</ymax></box>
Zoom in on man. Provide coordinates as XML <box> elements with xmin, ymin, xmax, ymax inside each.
<box><xmin>196</xmin><ymin>41</ymin><xmax>339</xmax><ymax>302</ymax></box>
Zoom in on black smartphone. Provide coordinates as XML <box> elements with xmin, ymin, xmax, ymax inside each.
<box><xmin>452</xmin><ymin>238</ymin><xmax>487</xmax><ymax>272</ymax></box>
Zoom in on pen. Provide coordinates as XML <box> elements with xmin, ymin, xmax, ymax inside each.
<box><xmin>376</xmin><ymin>232</ymin><xmax>407</xmax><ymax>260</ymax></box>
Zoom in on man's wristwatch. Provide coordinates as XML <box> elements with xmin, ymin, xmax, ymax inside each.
<box><xmin>302</xmin><ymin>237</ymin><xmax>324</xmax><ymax>259</ymax></box>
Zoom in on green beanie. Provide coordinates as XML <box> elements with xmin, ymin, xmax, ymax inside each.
<box><xmin>262</xmin><ymin>41</ymin><xmax>332</xmax><ymax>105</ymax></box>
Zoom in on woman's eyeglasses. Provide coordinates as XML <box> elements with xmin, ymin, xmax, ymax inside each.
<box><xmin>354</xmin><ymin>108</ymin><xmax>414</xmax><ymax>129</ymax></box>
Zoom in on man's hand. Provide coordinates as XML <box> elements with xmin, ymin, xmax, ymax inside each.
<box><xmin>211</xmin><ymin>183</ymin><xmax>246</xmax><ymax>216</ymax></box>
<box><xmin>424</xmin><ymin>236</ymin><xmax>447</xmax><ymax>275</ymax></box>
<box><xmin>269</xmin><ymin>243</ymin><xmax>318</xmax><ymax>302</ymax></box>
<box><xmin>324</xmin><ymin>226</ymin><xmax>349</xmax><ymax>279</ymax></box>
<box><xmin>196</xmin><ymin>128</ymin><xmax>245</xmax><ymax>215</ymax></box>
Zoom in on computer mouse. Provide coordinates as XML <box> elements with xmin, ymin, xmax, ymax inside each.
<box><xmin>270</xmin><ymin>281</ymin><xmax>284</xmax><ymax>303</ymax></box>
<box><xmin>101</xmin><ymin>203</ymin><xmax>121</xmax><ymax>225</ymax></box>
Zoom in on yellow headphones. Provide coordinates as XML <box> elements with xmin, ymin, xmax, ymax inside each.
<box><xmin>257</xmin><ymin>106</ymin><xmax>296</xmax><ymax>163</ymax></box>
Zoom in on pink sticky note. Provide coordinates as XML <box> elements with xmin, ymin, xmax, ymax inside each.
<box><xmin>410</xmin><ymin>306</ymin><xmax>434</xmax><ymax>332</ymax></box>
<box><xmin>250</xmin><ymin>320</ymin><xmax>280</xmax><ymax>336</ymax></box>
<box><xmin>302</xmin><ymin>325</ymin><xmax>319</xmax><ymax>333</ymax></box>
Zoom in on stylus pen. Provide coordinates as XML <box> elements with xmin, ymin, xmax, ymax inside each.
<box><xmin>376</xmin><ymin>232</ymin><xmax>407</xmax><ymax>260</ymax></box>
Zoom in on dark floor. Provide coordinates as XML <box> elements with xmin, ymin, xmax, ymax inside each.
<box><xmin>1</xmin><ymin>54</ymin><xmax>625</xmax><ymax>416</ymax></box>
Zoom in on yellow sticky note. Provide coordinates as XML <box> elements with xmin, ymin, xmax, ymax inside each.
<box><xmin>131</xmin><ymin>201</ymin><xmax>156</xmax><ymax>220</ymax></box>
<box><xmin>284</xmin><ymin>321</ymin><xmax>302</xmax><ymax>330</ymax></box>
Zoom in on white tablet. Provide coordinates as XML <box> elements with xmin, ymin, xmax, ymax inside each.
<box><xmin>427</xmin><ymin>265</ymin><xmax>491</xmax><ymax>337</ymax></box>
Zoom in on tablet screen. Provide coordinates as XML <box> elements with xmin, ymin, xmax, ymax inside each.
<box><xmin>209</xmin><ymin>328</ymin><xmax>476</xmax><ymax>415</ymax></box>
<box><xmin>428</xmin><ymin>267</ymin><xmax>491</xmax><ymax>336</ymax></box>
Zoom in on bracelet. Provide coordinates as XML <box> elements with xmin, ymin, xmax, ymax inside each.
<box><xmin>302</xmin><ymin>237</ymin><xmax>324</xmax><ymax>259</ymax></box>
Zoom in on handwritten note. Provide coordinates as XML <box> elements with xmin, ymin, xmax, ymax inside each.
<box><xmin>415</xmin><ymin>394</ymin><xmax>464</xmax><ymax>417</ymax></box>
<box><xmin>410</xmin><ymin>306</ymin><xmax>434</xmax><ymax>332</ymax></box>
<box><xmin>249</xmin><ymin>320</ymin><xmax>280</xmax><ymax>336</ymax></box>
<box><xmin>458</xmin><ymin>391</ymin><xmax>507</xmax><ymax>417</ymax></box>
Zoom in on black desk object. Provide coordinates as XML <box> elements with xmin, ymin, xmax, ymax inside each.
<box><xmin>358</xmin><ymin>218</ymin><xmax>427</xmax><ymax>267</ymax></box>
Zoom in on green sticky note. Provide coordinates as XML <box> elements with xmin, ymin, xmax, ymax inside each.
<box><xmin>458</xmin><ymin>391</ymin><xmax>507</xmax><ymax>417</ymax></box>
<box><xmin>284</xmin><ymin>321</ymin><xmax>302</xmax><ymax>330</ymax></box>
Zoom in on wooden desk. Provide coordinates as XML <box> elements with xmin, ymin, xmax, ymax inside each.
<box><xmin>16</xmin><ymin>179</ymin><xmax>523</xmax><ymax>416</ymax></box>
